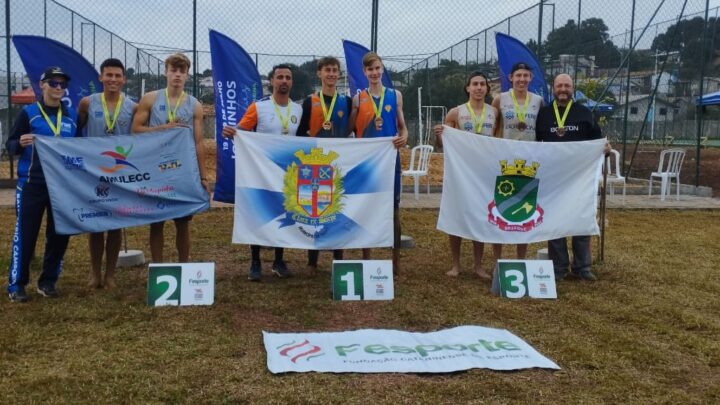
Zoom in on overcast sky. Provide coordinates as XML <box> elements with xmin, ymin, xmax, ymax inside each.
<box><xmin>11</xmin><ymin>0</ymin><xmax>720</xmax><ymax>74</ymax></box>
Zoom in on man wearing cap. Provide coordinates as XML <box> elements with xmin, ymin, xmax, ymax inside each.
<box><xmin>536</xmin><ymin>73</ymin><xmax>609</xmax><ymax>281</ymax></box>
<box><xmin>5</xmin><ymin>66</ymin><xmax>79</xmax><ymax>302</ymax></box>
<box><xmin>491</xmin><ymin>62</ymin><xmax>544</xmax><ymax>262</ymax></box>
<box><xmin>77</xmin><ymin>58</ymin><xmax>137</xmax><ymax>289</ymax></box>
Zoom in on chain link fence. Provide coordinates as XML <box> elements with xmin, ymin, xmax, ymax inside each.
<box><xmin>1</xmin><ymin>0</ymin><xmax>719</xmax><ymax>189</ymax></box>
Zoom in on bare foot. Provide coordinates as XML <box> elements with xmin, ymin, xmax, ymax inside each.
<box><xmin>475</xmin><ymin>268</ymin><xmax>492</xmax><ymax>280</ymax></box>
<box><xmin>88</xmin><ymin>271</ymin><xmax>102</xmax><ymax>289</ymax></box>
<box><xmin>104</xmin><ymin>271</ymin><xmax>117</xmax><ymax>290</ymax></box>
<box><xmin>446</xmin><ymin>266</ymin><xmax>461</xmax><ymax>277</ymax></box>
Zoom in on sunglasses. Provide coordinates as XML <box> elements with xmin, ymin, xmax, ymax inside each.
<box><xmin>45</xmin><ymin>80</ymin><xmax>68</xmax><ymax>89</ymax></box>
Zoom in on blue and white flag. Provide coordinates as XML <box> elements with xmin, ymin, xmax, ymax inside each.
<box><xmin>209</xmin><ymin>30</ymin><xmax>263</xmax><ymax>203</ymax></box>
<box><xmin>13</xmin><ymin>35</ymin><xmax>101</xmax><ymax>109</ymax></box>
<box><xmin>437</xmin><ymin>126</ymin><xmax>605</xmax><ymax>244</ymax></box>
<box><xmin>34</xmin><ymin>128</ymin><xmax>210</xmax><ymax>235</ymax></box>
<box><xmin>342</xmin><ymin>40</ymin><xmax>393</xmax><ymax>96</ymax></box>
<box><xmin>495</xmin><ymin>33</ymin><xmax>549</xmax><ymax>104</ymax></box>
<box><xmin>232</xmin><ymin>131</ymin><xmax>395</xmax><ymax>249</ymax></box>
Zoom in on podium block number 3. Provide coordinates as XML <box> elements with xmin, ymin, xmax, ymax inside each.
<box><xmin>148</xmin><ymin>266</ymin><xmax>182</xmax><ymax>306</ymax></box>
<box><xmin>499</xmin><ymin>263</ymin><xmax>529</xmax><ymax>299</ymax></box>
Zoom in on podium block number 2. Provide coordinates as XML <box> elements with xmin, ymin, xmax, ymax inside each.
<box><xmin>499</xmin><ymin>263</ymin><xmax>529</xmax><ymax>299</ymax></box>
<box><xmin>148</xmin><ymin>266</ymin><xmax>182</xmax><ymax>306</ymax></box>
<box><xmin>333</xmin><ymin>263</ymin><xmax>364</xmax><ymax>301</ymax></box>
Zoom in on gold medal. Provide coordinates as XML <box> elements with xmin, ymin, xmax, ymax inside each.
<box><xmin>105</xmin><ymin>127</ymin><xmax>114</xmax><ymax>134</ymax></box>
<box><xmin>556</xmin><ymin>127</ymin><xmax>566</xmax><ymax>136</ymax></box>
<box><xmin>281</xmin><ymin>128</ymin><xmax>289</xmax><ymax>135</ymax></box>
<box><xmin>322</xmin><ymin>121</ymin><xmax>332</xmax><ymax>131</ymax></box>
<box><xmin>517</xmin><ymin>121</ymin><xmax>527</xmax><ymax>131</ymax></box>
<box><xmin>374</xmin><ymin>116</ymin><xmax>384</xmax><ymax>130</ymax></box>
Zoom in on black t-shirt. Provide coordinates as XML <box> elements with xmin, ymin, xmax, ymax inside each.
<box><xmin>535</xmin><ymin>102</ymin><xmax>602</xmax><ymax>143</ymax></box>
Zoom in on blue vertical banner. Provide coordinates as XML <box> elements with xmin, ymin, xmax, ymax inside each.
<box><xmin>495</xmin><ymin>33</ymin><xmax>549</xmax><ymax>104</ymax></box>
<box><xmin>209</xmin><ymin>30</ymin><xmax>263</xmax><ymax>203</ymax></box>
<box><xmin>12</xmin><ymin>35</ymin><xmax>101</xmax><ymax>109</ymax></box>
<box><xmin>342</xmin><ymin>40</ymin><xmax>393</xmax><ymax>96</ymax></box>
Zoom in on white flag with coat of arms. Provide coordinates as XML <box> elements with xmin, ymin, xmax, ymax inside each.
<box><xmin>437</xmin><ymin>126</ymin><xmax>605</xmax><ymax>244</ymax></box>
<box><xmin>232</xmin><ymin>131</ymin><xmax>396</xmax><ymax>249</ymax></box>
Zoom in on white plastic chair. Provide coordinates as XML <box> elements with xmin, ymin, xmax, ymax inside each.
<box><xmin>648</xmin><ymin>148</ymin><xmax>685</xmax><ymax>201</ymax></box>
<box><xmin>402</xmin><ymin>145</ymin><xmax>433</xmax><ymax>200</ymax></box>
<box><xmin>605</xmin><ymin>149</ymin><xmax>626</xmax><ymax>200</ymax></box>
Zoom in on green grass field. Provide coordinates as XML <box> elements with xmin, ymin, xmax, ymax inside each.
<box><xmin>1</xmin><ymin>208</ymin><xmax>719</xmax><ymax>403</ymax></box>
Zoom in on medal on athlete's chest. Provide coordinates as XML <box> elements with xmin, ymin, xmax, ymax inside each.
<box><xmin>281</xmin><ymin>128</ymin><xmax>289</xmax><ymax>135</ymax></box>
<box><xmin>556</xmin><ymin>127</ymin><xmax>566</xmax><ymax>136</ymax></box>
<box><xmin>374</xmin><ymin>116</ymin><xmax>384</xmax><ymax>130</ymax></box>
<box><xmin>517</xmin><ymin>121</ymin><xmax>527</xmax><ymax>131</ymax></box>
<box><xmin>322</xmin><ymin>121</ymin><xmax>332</xmax><ymax>131</ymax></box>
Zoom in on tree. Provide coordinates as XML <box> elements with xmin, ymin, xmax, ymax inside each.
<box><xmin>652</xmin><ymin>16</ymin><xmax>720</xmax><ymax>79</ymax></box>
<box><xmin>542</xmin><ymin>18</ymin><xmax>621</xmax><ymax>69</ymax></box>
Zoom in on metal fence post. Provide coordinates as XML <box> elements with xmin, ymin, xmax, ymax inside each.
<box><xmin>696</xmin><ymin>0</ymin><xmax>710</xmax><ymax>187</ymax></box>
<box><xmin>621</xmin><ymin>0</ymin><xmax>636</xmax><ymax>175</ymax></box>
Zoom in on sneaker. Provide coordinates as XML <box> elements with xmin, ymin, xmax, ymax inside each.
<box><xmin>8</xmin><ymin>287</ymin><xmax>30</xmax><ymax>303</ymax></box>
<box><xmin>272</xmin><ymin>261</ymin><xmax>293</xmax><ymax>278</ymax></box>
<box><xmin>573</xmin><ymin>269</ymin><xmax>598</xmax><ymax>281</ymax></box>
<box><xmin>248</xmin><ymin>260</ymin><xmax>262</xmax><ymax>282</ymax></box>
<box><xmin>36</xmin><ymin>284</ymin><xmax>59</xmax><ymax>298</ymax></box>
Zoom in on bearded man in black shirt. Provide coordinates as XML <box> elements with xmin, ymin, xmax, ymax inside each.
<box><xmin>536</xmin><ymin>73</ymin><xmax>610</xmax><ymax>281</ymax></box>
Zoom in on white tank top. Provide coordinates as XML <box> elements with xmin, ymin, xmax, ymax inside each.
<box><xmin>246</xmin><ymin>97</ymin><xmax>302</xmax><ymax>135</ymax></box>
<box><xmin>456</xmin><ymin>102</ymin><xmax>495</xmax><ymax>136</ymax></box>
<box><xmin>499</xmin><ymin>90</ymin><xmax>542</xmax><ymax>141</ymax></box>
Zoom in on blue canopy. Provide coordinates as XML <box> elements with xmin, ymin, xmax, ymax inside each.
<box><xmin>550</xmin><ymin>90</ymin><xmax>613</xmax><ymax>112</ymax></box>
<box><xmin>696</xmin><ymin>90</ymin><xmax>720</xmax><ymax>106</ymax></box>
<box><xmin>573</xmin><ymin>90</ymin><xmax>614</xmax><ymax>112</ymax></box>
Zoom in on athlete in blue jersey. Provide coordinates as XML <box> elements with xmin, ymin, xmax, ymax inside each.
<box><xmin>349</xmin><ymin>52</ymin><xmax>408</xmax><ymax>273</ymax></box>
<box><xmin>6</xmin><ymin>66</ymin><xmax>80</xmax><ymax>302</ymax></box>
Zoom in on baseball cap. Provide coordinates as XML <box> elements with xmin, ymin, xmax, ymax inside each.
<box><xmin>510</xmin><ymin>62</ymin><xmax>533</xmax><ymax>74</ymax></box>
<box><xmin>40</xmin><ymin>66</ymin><xmax>71</xmax><ymax>82</ymax></box>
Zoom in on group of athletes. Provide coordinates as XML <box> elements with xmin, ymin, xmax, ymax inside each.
<box><xmin>5</xmin><ymin>50</ymin><xmax>607</xmax><ymax>303</ymax></box>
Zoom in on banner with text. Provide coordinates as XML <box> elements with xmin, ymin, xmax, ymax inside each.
<box><xmin>437</xmin><ymin>126</ymin><xmax>605</xmax><ymax>244</ymax></box>
<box><xmin>35</xmin><ymin>128</ymin><xmax>210</xmax><ymax>235</ymax></box>
<box><xmin>232</xmin><ymin>131</ymin><xmax>395</xmax><ymax>249</ymax></box>
<box><xmin>264</xmin><ymin>326</ymin><xmax>560</xmax><ymax>373</ymax></box>
<box><xmin>209</xmin><ymin>30</ymin><xmax>263</xmax><ymax>203</ymax></box>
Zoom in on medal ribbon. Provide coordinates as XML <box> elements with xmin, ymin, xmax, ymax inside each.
<box><xmin>101</xmin><ymin>93</ymin><xmax>123</xmax><ymax>132</ymax></box>
<box><xmin>368</xmin><ymin>86</ymin><xmax>385</xmax><ymax>119</ymax></box>
<box><xmin>553</xmin><ymin>99</ymin><xmax>573</xmax><ymax>129</ymax></box>
<box><xmin>319</xmin><ymin>91</ymin><xmax>337</xmax><ymax>124</ymax></box>
<box><xmin>165</xmin><ymin>88</ymin><xmax>185</xmax><ymax>122</ymax></box>
<box><xmin>510</xmin><ymin>89</ymin><xmax>530</xmax><ymax>125</ymax></box>
<box><xmin>466</xmin><ymin>101</ymin><xmax>486</xmax><ymax>134</ymax></box>
<box><xmin>272</xmin><ymin>96</ymin><xmax>291</xmax><ymax>132</ymax></box>
<box><xmin>37</xmin><ymin>102</ymin><xmax>63</xmax><ymax>137</ymax></box>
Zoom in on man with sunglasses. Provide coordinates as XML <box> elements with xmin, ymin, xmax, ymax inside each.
<box><xmin>77</xmin><ymin>58</ymin><xmax>137</xmax><ymax>290</ymax></box>
<box><xmin>5</xmin><ymin>66</ymin><xmax>79</xmax><ymax>302</ymax></box>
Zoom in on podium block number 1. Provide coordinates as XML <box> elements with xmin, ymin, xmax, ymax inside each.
<box><xmin>499</xmin><ymin>263</ymin><xmax>529</xmax><ymax>299</ymax></box>
<box><xmin>333</xmin><ymin>263</ymin><xmax>364</xmax><ymax>301</ymax></box>
<box><xmin>148</xmin><ymin>266</ymin><xmax>182</xmax><ymax>306</ymax></box>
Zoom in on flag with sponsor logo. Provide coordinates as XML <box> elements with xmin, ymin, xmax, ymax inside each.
<box><xmin>342</xmin><ymin>40</ymin><xmax>393</xmax><ymax>96</ymax></box>
<box><xmin>232</xmin><ymin>131</ymin><xmax>395</xmax><ymax>249</ymax></box>
<box><xmin>12</xmin><ymin>35</ymin><xmax>101</xmax><ymax>109</ymax></box>
<box><xmin>437</xmin><ymin>126</ymin><xmax>604</xmax><ymax>244</ymax></box>
<box><xmin>264</xmin><ymin>326</ymin><xmax>560</xmax><ymax>373</ymax></box>
<box><xmin>34</xmin><ymin>127</ymin><xmax>210</xmax><ymax>235</ymax></box>
<box><xmin>209</xmin><ymin>30</ymin><xmax>263</xmax><ymax>203</ymax></box>
<box><xmin>495</xmin><ymin>32</ymin><xmax>549</xmax><ymax>104</ymax></box>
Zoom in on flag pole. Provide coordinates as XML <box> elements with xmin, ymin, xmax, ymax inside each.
<box><xmin>599</xmin><ymin>155</ymin><xmax>608</xmax><ymax>262</ymax></box>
